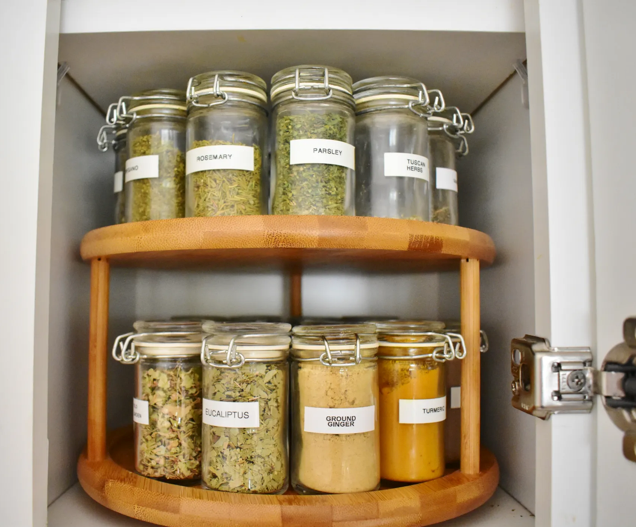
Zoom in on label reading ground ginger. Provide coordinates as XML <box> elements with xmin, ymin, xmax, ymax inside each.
<box><xmin>304</xmin><ymin>406</ymin><xmax>375</xmax><ymax>434</ymax></box>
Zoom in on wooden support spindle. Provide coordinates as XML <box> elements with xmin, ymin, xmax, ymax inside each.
<box><xmin>460</xmin><ymin>258</ymin><xmax>480</xmax><ymax>475</ymax></box>
<box><xmin>87</xmin><ymin>257</ymin><xmax>110</xmax><ymax>462</ymax></box>
<box><xmin>290</xmin><ymin>269</ymin><xmax>302</xmax><ymax>318</ymax></box>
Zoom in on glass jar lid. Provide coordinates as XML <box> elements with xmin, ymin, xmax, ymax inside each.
<box><xmin>353</xmin><ymin>76</ymin><xmax>445</xmax><ymax>116</ymax></box>
<box><xmin>291</xmin><ymin>324</ymin><xmax>378</xmax><ymax>365</ymax></box>
<box><xmin>186</xmin><ymin>70</ymin><xmax>268</xmax><ymax>111</ymax></box>
<box><xmin>117</xmin><ymin>89</ymin><xmax>187</xmax><ymax>122</ymax></box>
<box><xmin>270</xmin><ymin>65</ymin><xmax>354</xmax><ymax>108</ymax></box>
<box><xmin>201</xmin><ymin>322</ymin><xmax>291</xmax><ymax>368</ymax></box>
<box><xmin>112</xmin><ymin>320</ymin><xmax>203</xmax><ymax>363</ymax></box>
<box><xmin>376</xmin><ymin>320</ymin><xmax>459</xmax><ymax>361</ymax></box>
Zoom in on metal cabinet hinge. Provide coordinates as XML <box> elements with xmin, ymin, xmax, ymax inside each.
<box><xmin>511</xmin><ymin>318</ymin><xmax>636</xmax><ymax>463</ymax></box>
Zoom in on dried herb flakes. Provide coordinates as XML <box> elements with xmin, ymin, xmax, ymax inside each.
<box><xmin>202</xmin><ymin>362</ymin><xmax>287</xmax><ymax>493</ymax></box>
<box><xmin>273</xmin><ymin>113</ymin><xmax>350</xmax><ymax>215</ymax></box>
<box><xmin>136</xmin><ymin>362</ymin><xmax>202</xmax><ymax>480</ymax></box>
<box><xmin>187</xmin><ymin>140</ymin><xmax>262</xmax><ymax>217</ymax></box>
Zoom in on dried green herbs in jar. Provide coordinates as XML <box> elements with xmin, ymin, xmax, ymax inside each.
<box><xmin>113</xmin><ymin>320</ymin><xmax>204</xmax><ymax>481</ymax></box>
<box><xmin>270</xmin><ymin>65</ymin><xmax>355</xmax><ymax>216</ymax></box>
<box><xmin>136</xmin><ymin>360</ymin><xmax>202</xmax><ymax>479</ymax></box>
<box><xmin>120</xmin><ymin>89</ymin><xmax>187</xmax><ymax>222</ymax></box>
<box><xmin>200</xmin><ymin>322</ymin><xmax>291</xmax><ymax>494</ymax></box>
<box><xmin>187</xmin><ymin>140</ymin><xmax>262</xmax><ymax>217</ymax></box>
<box><xmin>185</xmin><ymin>71</ymin><xmax>268</xmax><ymax>217</ymax></box>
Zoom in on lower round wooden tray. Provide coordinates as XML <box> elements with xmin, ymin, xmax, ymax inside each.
<box><xmin>78</xmin><ymin>428</ymin><xmax>499</xmax><ymax>527</ymax></box>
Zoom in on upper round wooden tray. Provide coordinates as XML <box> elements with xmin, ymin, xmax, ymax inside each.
<box><xmin>80</xmin><ymin>216</ymin><xmax>495</xmax><ymax>271</ymax></box>
<box><xmin>78</xmin><ymin>427</ymin><xmax>499</xmax><ymax>527</ymax></box>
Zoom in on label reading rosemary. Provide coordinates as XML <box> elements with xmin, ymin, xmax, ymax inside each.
<box><xmin>290</xmin><ymin>139</ymin><xmax>355</xmax><ymax>169</ymax></box>
<box><xmin>304</xmin><ymin>405</ymin><xmax>375</xmax><ymax>434</ymax></box>
<box><xmin>399</xmin><ymin>396</ymin><xmax>447</xmax><ymax>424</ymax></box>
<box><xmin>436</xmin><ymin>167</ymin><xmax>458</xmax><ymax>192</ymax></box>
<box><xmin>133</xmin><ymin>397</ymin><xmax>149</xmax><ymax>425</ymax></box>
<box><xmin>202</xmin><ymin>399</ymin><xmax>260</xmax><ymax>428</ymax></box>
<box><xmin>186</xmin><ymin>145</ymin><xmax>255</xmax><ymax>175</ymax></box>
<box><xmin>114</xmin><ymin>171</ymin><xmax>123</xmax><ymax>193</ymax></box>
<box><xmin>384</xmin><ymin>153</ymin><xmax>429</xmax><ymax>181</ymax></box>
<box><xmin>125</xmin><ymin>155</ymin><xmax>159</xmax><ymax>182</ymax></box>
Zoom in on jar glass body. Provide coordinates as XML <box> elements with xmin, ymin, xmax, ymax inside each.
<box><xmin>201</xmin><ymin>360</ymin><xmax>288</xmax><ymax>493</ymax></box>
<box><xmin>355</xmin><ymin>108</ymin><xmax>430</xmax><ymax>220</ymax></box>
<box><xmin>134</xmin><ymin>355</ymin><xmax>202</xmax><ymax>480</ymax></box>
<box><xmin>113</xmin><ymin>132</ymin><xmax>127</xmax><ymax>224</ymax></box>
<box><xmin>186</xmin><ymin>99</ymin><xmax>268</xmax><ymax>217</ymax></box>
<box><xmin>430</xmin><ymin>130</ymin><xmax>458</xmax><ymax>225</ymax></box>
<box><xmin>125</xmin><ymin>115</ymin><xmax>186</xmax><ymax>222</ymax></box>
<box><xmin>271</xmin><ymin>97</ymin><xmax>355</xmax><ymax>216</ymax></box>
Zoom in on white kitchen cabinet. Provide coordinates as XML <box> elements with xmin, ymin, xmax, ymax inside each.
<box><xmin>1</xmin><ymin>1</ymin><xmax>634</xmax><ymax>526</ymax></box>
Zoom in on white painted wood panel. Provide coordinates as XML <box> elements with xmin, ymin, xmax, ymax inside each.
<box><xmin>581</xmin><ymin>1</ymin><xmax>636</xmax><ymax>525</ymax></box>
<box><xmin>60</xmin><ymin>0</ymin><xmax>525</xmax><ymax>34</ymax></box>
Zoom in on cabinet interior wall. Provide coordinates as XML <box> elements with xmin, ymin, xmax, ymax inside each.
<box><xmin>48</xmin><ymin>29</ymin><xmax>534</xmax><ymax>513</ymax></box>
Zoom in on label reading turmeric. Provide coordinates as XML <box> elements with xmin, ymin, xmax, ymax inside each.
<box><xmin>399</xmin><ymin>396</ymin><xmax>446</xmax><ymax>424</ymax></box>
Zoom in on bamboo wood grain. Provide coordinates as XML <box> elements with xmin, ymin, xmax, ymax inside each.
<box><xmin>77</xmin><ymin>428</ymin><xmax>499</xmax><ymax>527</ymax></box>
<box><xmin>87</xmin><ymin>258</ymin><xmax>110</xmax><ymax>462</ymax></box>
<box><xmin>290</xmin><ymin>269</ymin><xmax>302</xmax><ymax>318</ymax></box>
<box><xmin>80</xmin><ymin>216</ymin><xmax>496</xmax><ymax>271</ymax></box>
<box><xmin>460</xmin><ymin>259</ymin><xmax>481</xmax><ymax>475</ymax></box>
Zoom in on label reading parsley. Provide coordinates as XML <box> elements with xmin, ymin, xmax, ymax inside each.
<box><xmin>133</xmin><ymin>398</ymin><xmax>149</xmax><ymax>425</ymax></box>
<box><xmin>399</xmin><ymin>396</ymin><xmax>447</xmax><ymax>424</ymax></box>
<box><xmin>186</xmin><ymin>145</ymin><xmax>254</xmax><ymax>175</ymax></box>
<box><xmin>289</xmin><ymin>139</ymin><xmax>355</xmax><ymax>169</ymax></box>
<box><xmin>384</xmin><ymin>153</ymin><xmax>430</xmax><ymax>181</ymax></box>
<box><xmin>125</xmin><ymin>155</ymin><xmax>159</xmax><ymax>182</ymax></box>
<box><xmin>203</xmin><ymin>399</ymin><xmax>260</xmax><ymax>428</ymax></box>
<box><xmin>304</xmin><ymin>405</ymin><xmax>375</xmax><ymax>434</ymax></box>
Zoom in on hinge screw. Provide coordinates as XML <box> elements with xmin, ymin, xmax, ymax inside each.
<box><xmin>567</xmin><ymin>370</ymin><xmax>587</xmax><ymax>391</ymax></box>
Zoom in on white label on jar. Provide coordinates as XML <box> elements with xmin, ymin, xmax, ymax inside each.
<box><xmin>399</xmin><ymin>396</ymin><xmax>447</xmax><ymax>424</ymax></box>
<box><xmin>450</xmin><ymin>387</ymin><xmax>461</xmax><ymax>409</ymax></box>
<box><xmin>304</xmin><ymin>405</ymin><xmax>375</xmax><ymax>434</ymax></box>
<box><xmin>436</xmin><ymin>167</ymin><xmax>458</xmax><ymax>192</ymax></box>
<box><xmin>186</xmin><ymin>145</ymin><xmax>255</xmax><ymax>175</ymax></box>
<box><xmin>133</xmin><ymin>398</ymin><xmax>149</xmax><ymax>425</ymax></box>
<box><xmin>289</xmin><ymin>139</ymin><xmax>355</xmax><ymax>169</ymax></box>
<box><xmin>384</xmin><ymin>153</ymin><xmax>429</xmax><ymax>181</ymax></box>
<box><xmin>125</xmin><ymin>155</ymin><xmax>159</xmax><ymax>183</ymax></box>
<box><xmin>202</xmin><ymin>399</ymin><xmax>260</xmax><ymax>428</ymax></box>
<box><xmin>113</xmin><ymin>171</ymin><xmax>123</xmax><ymax>193</ymax></box>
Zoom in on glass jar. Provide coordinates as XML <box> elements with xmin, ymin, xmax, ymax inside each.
<box><xmin>118</xmin><ymin>89</ymin><xmax>187</xmax><ymax>222</ymax></box>
<box><xmin>270</xmin><ymin>65</ymin><xmax>355</xmax><ymax>216</ymax></box>
<box><xmin>113</xmin><ymin>127</ymin><xmax>128</xmax><ymax>224</ymax></box>
<box><xmin>290</xmin><ymin>324</ymin><xmax>380</xmax><ymax>494</ymax></box>
<box><xmin>353</xmin><ymin>77</ymin><xmax>444</xmax><ymax>221</ymax></box>
<box><xmin>112</xmin><ymin>320</ymin><xmax>203</xmax><ymax>480</ymax></box>
<box><xmin>185</xmin><ymin>72</ymin><xmax>268</xmax><ymax>217</ymax></box>
<box><xmin>429</xmin><ymin>109</ymin><xmax>473</xmax><ymax>225</ymax></box>
<box><xmin>376</xmin><ymin>320</ymin><xmax>463</xmax><ymax>483</ymax></box>
<box><xmin>200</xmin><ymin>322</ymin><xmax>291</xmax><ymax>494</ymax></box>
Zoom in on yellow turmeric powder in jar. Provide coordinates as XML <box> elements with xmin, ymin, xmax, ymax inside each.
<box><xmin>376</xmin><ymin>321</ymin><xmax>449</xmax><ymax>483</ymax></box>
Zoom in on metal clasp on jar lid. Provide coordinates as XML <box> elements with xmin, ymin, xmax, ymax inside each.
<box><xmin>116</xmin><ymin>93</ymin><xmax>187</xmax><ymax>123</ymax></box>
<box><xmin>187</xmin><ymin>74</ymin><xmax>229</xmax><ymax>108</ymax></box>
<box><xmin>377</xmin><ymin>332</ymin><xmax>461</xmax><ymax>362</ymax></box>
<box><xmin>291</xmin><ymin>66</ymin><xmax>333</xmax><ymax>101</ymax></box>
<box><xmin>201</xmin><ymin>333</ymin><xmax>288</xmax><ymax>369</ymax></box>
<box><xmin>293</xmin><ymin>334</ymin><xmax>377</xmax><ymax>367</ymax></box>
<box><xmin>96</xmin><ymin>123</ymin><xmax>115</xmax><ymax>152</ymax></box>
<box><xmin>112</xmin><ymin>331</ymin><xmax>201</xmax><ymax>364</ymax></box>
<box><xmin>186</xmin><ymin>73</ymin><xmax>269</xmax><ymax>111</ymax></box>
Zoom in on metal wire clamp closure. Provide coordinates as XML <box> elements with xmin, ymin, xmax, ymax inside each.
<box><xmin>291</xmin><ymin>67</ymin><xmax>333</xmax><ymax>101</ymax></box>
<box><xmin>96</xmin><ymin>124</ymin><xmax>115</xmax><ymax>152</ymax></box>
<box><xmin>377</xmin><ymin>332</ymin><xmax>457</xmax><ymax>362</ymax></box>
<box><xmin>112</xmin><ymin>331</ymin><xmax>201</xmax><ymax>364</ymax></box>
<box><xmin>201</xmin><ymin>333</ymin><xmax>285</xmax><ymax>369</ymax></box>
<box><xmin>187</xmin><ymin>74</ymin><xmax>229</xmax><ymax>109</ymax></box>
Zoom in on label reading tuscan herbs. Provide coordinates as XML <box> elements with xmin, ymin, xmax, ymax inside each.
<box><xmin>125</xmin><ymin>155</ymin><xmax>159</xmax><ymax>183</ymax></box>
<box><xmin>133</xmin><ymin>397</ymin><xmax>149</xmax><ymax>425</ymax></box>
<box><xmin>202</xmin><ymin>399</ymin><xmax>260</xmax><ymax>428</ymax></box>
<box><xmin>304</xmin><ymin>405</ymin><xmax>375</xmax><ymax>434</ymax></box>
<box><xmin>186</xmin><ymin>145</ymin><xmax>255</xmax><ymax>175</ymax></box>
<box><xmin>399</xmin><ymin>396</ymin><xmax>446</xmax><ymax>424</ymax></box>
<box><xmin>384</xmin><ymin>153</ymin><xmax>429</xmax><ymax>181</ymax></box>
<box><xmin>290</xmin><ymin>139</ymin><xmax>355</xmax><ymax>169</ymax></box>
<box><xmin>436</xmin><ymin>167</ymin><xmax>458</xmax><ymax>192</ymax></box>
<box><xmin>114</xmin><ymin>171</ymin><xmax>123</xmax><ymax>193</ymax></box>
